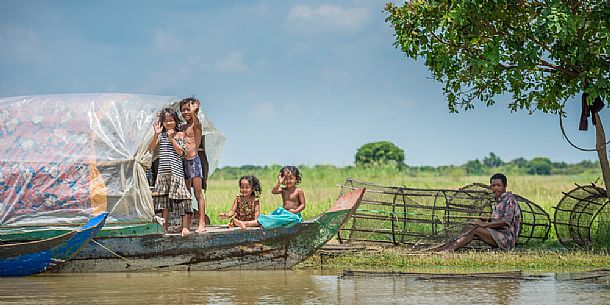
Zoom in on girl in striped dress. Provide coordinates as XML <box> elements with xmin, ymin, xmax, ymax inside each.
<box><xmin>148</xmin><ymin>108</ymin><xmax>193</xmax><ymax>236</ymax></box>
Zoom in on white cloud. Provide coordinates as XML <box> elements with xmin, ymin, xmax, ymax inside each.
<box><xmin>153</xmin><ymin>28</ymin><xmax>183</xmax><ymax>53</ymax></box>
<box><xmin>216</xmin><ymin>51</ymin><xmax>249</xmax><ymax>73</ymax></box>
<box><xmin>287</xmin><ymin>4</ymin><xmax>370</xmax><ymax>33</ymax></box>
<box><xmin>251</xmin><ymin>101</ymin><xmax>275</xmax><ymax>119</ymax></box>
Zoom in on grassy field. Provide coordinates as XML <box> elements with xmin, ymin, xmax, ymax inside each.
<box><xmin>206</xmin><ymin>166</ymin><xmax>602</xmax><ymax>227</ymax></box>
<box><xmin>205</xmin><ymin>167</ymin><xmax>607</xmax><ymax>270</ymax></box>
<box><xmin>296</xmin><ymin>247</ymin><xmax>610</xmax><ymax>272</ymax></box>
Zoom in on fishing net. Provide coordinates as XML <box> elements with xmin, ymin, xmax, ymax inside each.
<box><xmin>338</xmin><ymin>178</ymin><xmax>550</xmax><ymax>248</ymax></box>
<box><xmin>553</xmin><ymin>184</ymin><xmax>610</xmax><ymax>249</ymax></box>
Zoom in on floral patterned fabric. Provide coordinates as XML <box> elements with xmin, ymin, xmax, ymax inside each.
<box><xmin>0</xmin><ymin>98</ymin><xmax>101</xmax><ymax>225</ymax></box>
<box><xmin>489</xmin><ymin>192</ymin><xmax>521</xmax><ymax>250</ymax></box>
<box><xmin>0</xmin><ymin>161</ymin><xmax>110</xmax><ymax>225</ymax></box>
<box><xmin>0</xmin><ymin>100</ymin><xmax>92</xmax><ymax>163</ymax></box>
<box><xmin>229</xmin><ymin>195</ymin><xmax>258</xmax><ymax>227</ymax></box>
<box><xmin>0</xmin><ymin>94</ymin><xmax>224</xmax><ymax>228</ymax></box>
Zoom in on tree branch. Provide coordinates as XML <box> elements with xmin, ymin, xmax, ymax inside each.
<box><xmin>429</xmin><ymin>32</ymin><xmax>510</xmax><ymax>69</ymax></box>
<box><xmin>539</xmin><ymin>59</ymin><xmax>579</xmax><ymax>78</ymax></box>
<box><xmin>503</xmin><ymin>21</ymin><xmax>583</xmax><ymax>75</ymax></box>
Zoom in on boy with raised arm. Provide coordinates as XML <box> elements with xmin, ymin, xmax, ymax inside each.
<box><xmin>179</xmin><ymin>97</ymin><xmax>207</xmax><ymax>234</ymax></box>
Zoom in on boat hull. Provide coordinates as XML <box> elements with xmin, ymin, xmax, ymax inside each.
<box><xmin>0</xmin><ymin>212</ymin><xmax>108</xmax><ymax>276</ymax></box>
<box><xmin>56</xmin><ymin>189</ymin><xmax>364</xmax><ymax>272</ymax></box>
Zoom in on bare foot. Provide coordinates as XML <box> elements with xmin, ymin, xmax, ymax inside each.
<box><xmin>195</xmin><ymin>226</ymin><xmax>207</xmax><ymax>234</ymax></box>
<box><xmin>233</xmin><ymin>219</ymin><xmax>247</xmax><ymax>230</ymax></box>
<box><xmin>181</xmin><ymin>227</ymin><xmax>191</xmax><ymax>237</ymax></box>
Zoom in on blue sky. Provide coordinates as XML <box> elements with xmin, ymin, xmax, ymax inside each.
<box><xmin>0</xmin><ymin>0</ymin><xmax>605</xmax><ymax>167</ymax></box>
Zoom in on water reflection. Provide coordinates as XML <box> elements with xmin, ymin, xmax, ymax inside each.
<box><xmin>0</xmin><ymin>271</ymin><xmax>333</xmax><ymax>305</ymax></box>
<box><xmin>1</xmin><ymin>270</ymin><xmax>609</xmax><ymax>304</ymax></box>
<box><xmin>318</xmin><ymin>276</ymin><xmax>523</xmax><ymax>304</ymax></box>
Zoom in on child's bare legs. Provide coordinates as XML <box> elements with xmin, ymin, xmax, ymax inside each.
<box><xmin>189</xmin><ymin>177</ymin><xmax>206</xmax><ymax>233</ymax></box>
<box><xmin>185</xmin><ymin>213</ymin><xmax>192</xmax><ymax>231</ymax></box>
<box><xmin>181</xmin><ymin>213</ymin><xmax>191</xmax><ymax>237</ymax></box>
<box><xmin>161</xmin><ymin>209</ymin><xmax>169</xmax><ymax>232</ymax></box>
<box><xmin>233</xmin><ymin>219</ymin><xmax>260</xmax><ymax>230</ymax></box>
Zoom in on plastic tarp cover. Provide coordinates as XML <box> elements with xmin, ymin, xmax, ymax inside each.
<box><xmin>0</xmin><ymin>94</ymin><xmax>224</xmax><ymax>229</ymax></box>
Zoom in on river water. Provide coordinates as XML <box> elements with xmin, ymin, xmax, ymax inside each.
<box><xmin>1</xmin><ymin>270</ymin><xmax>609</xmax><ymax>304</ymax></box>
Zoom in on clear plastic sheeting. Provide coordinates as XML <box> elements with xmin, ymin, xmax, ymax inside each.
<box><xmin>0</xmin><ymin>94</ymin><xmax>225</xmax><ymax>228</ymax></box>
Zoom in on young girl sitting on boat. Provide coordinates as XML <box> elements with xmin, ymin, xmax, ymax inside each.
<box><xmin>234</xmin><ymin>166</ymin><xmax>305</xmax><ymax>229</ymax></box>
<box><xmin>219</xmin><ymin>175</ymin><xmax>261</xmax><ymax>227</ymax></box>
<box><xmin>148</xmin><ymin>108</ymin><xmax>193</xmax><ymax>236</ymax></box>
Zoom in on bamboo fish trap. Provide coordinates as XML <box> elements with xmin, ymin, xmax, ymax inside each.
<box><xmin>553</xmin><ymin>183</ymin><xmax>610</xmax><ymax>249</ymax></box>
<box><xmin>337</xmin><ymin>178</ymin><xmax>550</xmax><ymax>248</ymax></box>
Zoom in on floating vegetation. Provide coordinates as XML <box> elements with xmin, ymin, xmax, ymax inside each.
<box><xmin>340</xmin><ymin>269</ymin><xmax>546</xmax><ymax>281</ymax></box>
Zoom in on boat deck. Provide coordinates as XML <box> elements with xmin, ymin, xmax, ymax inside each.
<box><xmin>163</xmin><ymin>225</ymin><xmax>260</xmax><ymax>236</ymax></box>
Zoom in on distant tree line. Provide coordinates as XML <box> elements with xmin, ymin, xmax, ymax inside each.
<box><xmin>351</xmin><ymin>142</ymin><xmax>599</xmax><ymax>176</ymax></box>
<box><xmin>462</xmin><ymin>152</ymin><xmax>599</xmax><ymax>176</ymax></box>
<box><xmin>210</xmin><ymin>142</ymin><xmax>600</xmax><ymax>179</ymax></box>
<box><xmin>211</xmin><ymin>153</ymin><xmax>599</xmax><ymax>180</ymax></box>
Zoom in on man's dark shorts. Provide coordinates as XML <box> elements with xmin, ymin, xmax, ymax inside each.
<box><xmin>184</xmin><ymin>155</ymin><xmax>203</xmax><ymax>180</ymax></box>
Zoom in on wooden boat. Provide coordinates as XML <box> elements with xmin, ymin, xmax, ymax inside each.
<box><xmin>0</xmin><ymin>212</ymin><xmax>108</xmax><ymax>276</ymax></box>
<box><xmin>0</xmin><ymin>94</ymin><xmax>224</xmax><ymax>238</ymax></box>
<box><xmin>0</xmin><ymin>94</ymin><xmax>360</xmax><ymax>272</ymax></box>
<box><xmin>0</xmin><ymin>94</ymin><xmax>221</xmax><ymax>269</ymax></box>
<box><xmin>55</xmin><ymin>189</ymin><xmax>364</xmax><ymax>272</ymax></box>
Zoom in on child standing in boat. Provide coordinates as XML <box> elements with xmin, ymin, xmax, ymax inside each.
<box><xmin>148</xmin><ymin>108</ymin><xmax>193</xmax><ymax>236</ymax></box>
<box><xmin>219</xmin><ymin>175</ymin><xmax>261</xmax><ymax>227</ymax></box>
<box><xmin>179</xmin><ymin>97</ymin><xmax>207</xmax><ymax>234</ymax></box>
<box><xmin>234</xmin><ymin>166</ymin><xmax>305</xmax><ymax>229</ymax></box>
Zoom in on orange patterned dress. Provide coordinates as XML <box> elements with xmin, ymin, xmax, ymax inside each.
<box><xmin>229</xmin><ymin>195</ymin><xmax>258</xmax><ymax>227</ymax></box>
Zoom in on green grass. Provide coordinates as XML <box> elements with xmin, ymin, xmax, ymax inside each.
<box><xmin>296</xmin><ymin>247</ymin><xmax>610</xmax><ymax>271</ymax></box>
<box><xmin>206</xmin><ymin>167</ymin><xmax>607</xmax><ymax>270</ymax></box>
<box><xmin>206</xmin><ymin>166</ymin><xmax>602</xmax><ymax>227</ymax></box>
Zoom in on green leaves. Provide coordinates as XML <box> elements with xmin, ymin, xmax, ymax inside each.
<box><xmin>355</xmin><ymin>141</ymin><xmax>405</xmax><ymax>168</ymax></box>
<box><xmin>385</xmin><ymin>0</ymin><xmax>610</xmax><ymax>113</ymax></box>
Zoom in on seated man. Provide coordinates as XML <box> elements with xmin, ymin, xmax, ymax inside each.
<box><xmin>439</xmin><ymin>173</ymin><xmax>521</xmax><ymax>251</ymax></box>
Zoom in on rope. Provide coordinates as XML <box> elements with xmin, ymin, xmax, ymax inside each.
<box><xmin>411</xmin><ymin>222</ymin><xmax>470</xmax><ymax>250</ymax></box>
<box><xmin>357</xmin><ymin>208</ymin><xmax>416</xmax><ymax>216</ymax></box>
<box><xmin>91</xmin><ymin>239</ymin><xmax>154</xmax><ymax>271</ymax></box>
<box><xmin>418</xmin><ymin>224</ymin><xmax>479</xmax><ymax>252</ymax></box>
<box><xmin>348</xmin><ymin>213</ymin><xmax>395</xmax><ymax>243</ymax></box>
<box><xmin>558</xmin><ymin>112</ymin><xmax>609</xmax><ymax>152</ymax></box>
